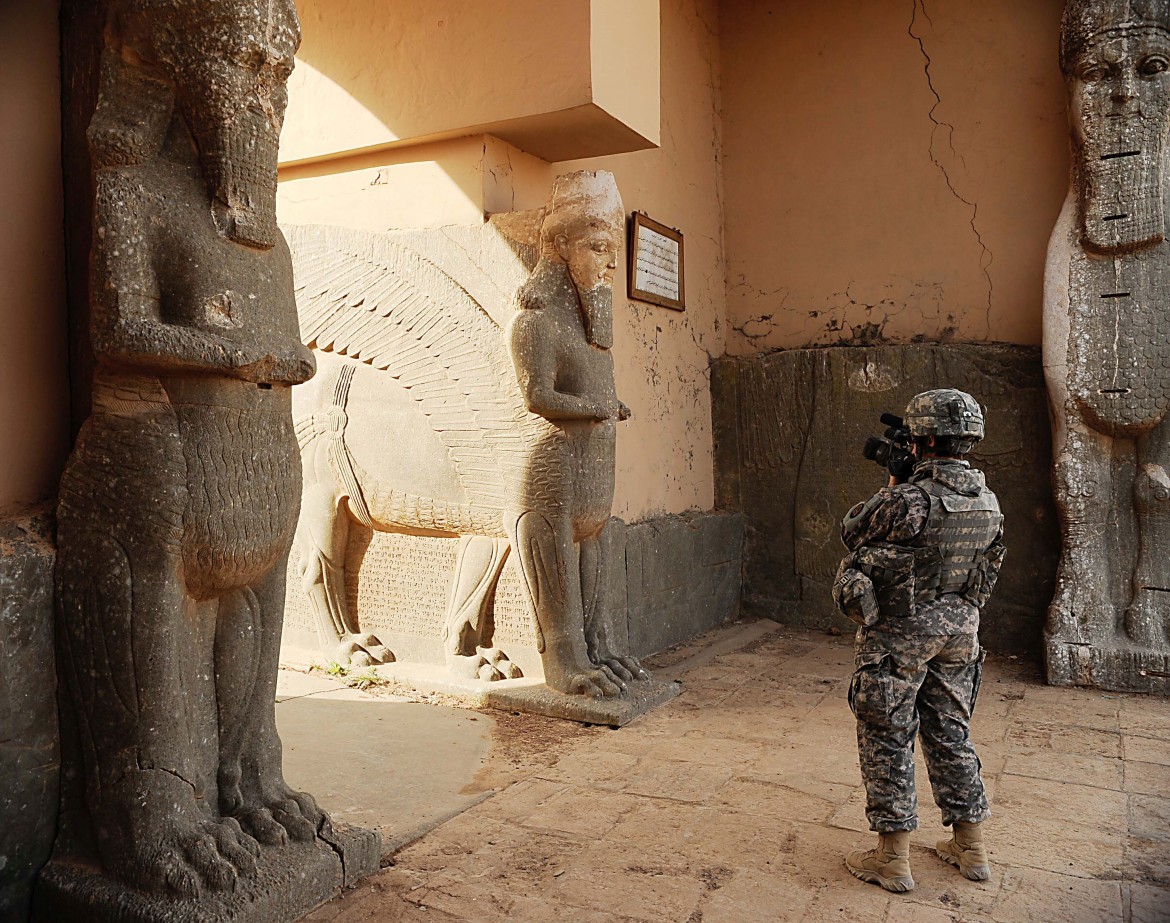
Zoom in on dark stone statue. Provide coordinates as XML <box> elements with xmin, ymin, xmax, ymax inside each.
<box><xmin>1045</xmin><ymin>0</ymin><xmax>1170</xmax><ymax>693</ymax></box>
<box><xmin>38</xmin><ymin>1</ymin><xmax>379</xmax><ymax>918</ymax></box>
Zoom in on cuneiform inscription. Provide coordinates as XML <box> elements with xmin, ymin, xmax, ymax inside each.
<box><xmin>634</xmin><ymin>225</ymin><xmax>681</xmax><ymax>301</ymax></box>
<box><xmin>310</xmin><ymin>531</ymin><xmax>540</xmax><ymax>647</ymax></box>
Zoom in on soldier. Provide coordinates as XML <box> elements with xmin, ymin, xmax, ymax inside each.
<box><xmin>833</xmin><ymin>389</ymin><xmax>1006</xmax><ymax>893</ymax></box>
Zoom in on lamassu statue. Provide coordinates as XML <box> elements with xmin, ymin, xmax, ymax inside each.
<box><xmin>1045</xmin><ymin>0</ymin><xmax>1170</xmax><ymax>692</ymax></box>
<box><xmin>291</xmin><ymin>171</ymin><xmax>649</xmax><ymax>700</ymax></box>
<box><xmin>43</xmin><ymin>0</ymin><xmax>377</xmax><ymax>916</ymax></box>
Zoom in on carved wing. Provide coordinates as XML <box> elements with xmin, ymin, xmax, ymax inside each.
<box><xmin>286</xmin><ymin>223</ymin><xmax>538</xmax><ymax>510</ymax></box>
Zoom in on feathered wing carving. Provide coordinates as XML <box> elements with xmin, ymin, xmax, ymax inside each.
<box><xmin>286</xmin><ymin>224</ymin><xmax>541</xmax><ymax>514</ymax></box>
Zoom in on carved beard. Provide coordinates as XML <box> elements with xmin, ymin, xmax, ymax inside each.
<box><xmin>194</xmin><ymin>109</ymin><xmax>281</xmax><ymax>251</ymax></box>
<box><xmin>1076</xmin><ymin>110</ymin><xmax>1170</xmax><ymax>253</ymax></box>
<box><xmin>576</xmin><ymin>283</ymin><xmax>614</xmax><ymax>350</ymax></box>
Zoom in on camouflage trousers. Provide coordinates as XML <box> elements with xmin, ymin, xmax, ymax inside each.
<box><xmin>848</xmin><ymin>629</ymin><xmax>990</xmax><ymax>833</ymax></box>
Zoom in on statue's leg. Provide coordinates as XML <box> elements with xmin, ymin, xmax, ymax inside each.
<box><xmin>508</xmin><ymin>511</ymin><xmax>622</xmax><ymax>698</ymax></box>
<box><xmin>579</xmin><ymin>520</ymin><xmax>645</xmax><ymax>684</ymax></box>
<box><xmin>57</xmin><ymin>527</ymin><xmax>261</xmax><ymax>897</ymax></box>
<box><xmin>441</xmin><ymin>535</ymin><xmax>520</xmax><ymax>680</ymax></box>
<box><xmin>230</xmin><ymin>556</ymin><xmax>330</xmax><ymax>845</ymax></box>
<box><xmin>298</xmin><ymin>462</ymin><xmax>390</xmax><ymax>667</ymax></box>
<box><xmin>56</xmin><ymin>415</ymin><xmax>261</xmax><ymax>897</ymax></box>
<box><xmin>1049</xmin><ymin>423</ymin><xmax>1115</xmax><ymax>643</ymax></box>
<box><xmin>1127</xmin><ymin>421</ymin><xmax>1170</xmax><ymax>646</ymax></box>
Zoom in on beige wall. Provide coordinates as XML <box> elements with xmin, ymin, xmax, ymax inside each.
<box><xmin>721</xmin><ymin>0</ymin><xmax>1069</xmax><ymax>355</ymax></box>
<box><xmin>0</xmin><ymin>0</ymin><xmax>69</xmax><ymax>511</ymax></box>
<box><xmin>558</xmin><ymin>0</ymin><xmax>723</xmax><ymax>518</ymax></box>
<box><xmin>279</xmin><ymin>0</ymin><xmax>723</xmax><ymax>522</ymax></box>
<box><xmin>284</xmin><ymin>0</ymin><xmax>659</xmax><ymax>166</ymax></box>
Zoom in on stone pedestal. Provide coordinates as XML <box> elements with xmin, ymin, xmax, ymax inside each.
<box><xmin>34</xmin><ymin>825</ymin><xmax>380</xmax><ymax>923</ymax></box>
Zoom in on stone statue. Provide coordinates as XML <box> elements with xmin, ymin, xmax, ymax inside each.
<box><xmin>291</xmin><ymin>171</ymin><xmax>649</xmax><ymax>699</ymax></box>
<box><xmin>1045</xmin><ymin>0</ymin><xmax>1170</xmax><ymax>692</ymax></box>
<box><xmin>43</xmin><ymin>0</ymin><xmax>378</xmax><ymax>916</ymax></box>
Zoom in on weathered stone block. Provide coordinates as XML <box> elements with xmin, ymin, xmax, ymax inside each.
<box><xmin>625</xmin><ymin>512</ymin><xmax>744</xmax><ymax>658</ymax></box>
<box><xmin>712</xmin><ymin>344</ymin><xmax>1057</xmax><ymax>655</ymax></box>
<box><xmin>0</xmin><ymin>509</ymin><xmax>59</xmax><ymax>921</ymax></box>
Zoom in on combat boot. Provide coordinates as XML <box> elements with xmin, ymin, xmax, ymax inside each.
<box><xmin>845</xmin><ymin>831</ymin><xmax>915</xmax><ymax>892</ymax></box>
<box><xmin>936</xmin><ymin>820</ymin><xmax>990</xmax><ymax>881</ymax></box>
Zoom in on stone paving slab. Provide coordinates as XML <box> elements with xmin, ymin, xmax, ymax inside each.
<box><xmin>304</xmin><ymin>621</ymin><xmax>1170</xmax><ymax>922</ymax></box>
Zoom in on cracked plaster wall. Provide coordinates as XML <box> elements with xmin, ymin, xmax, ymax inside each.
<box><xmin>721</xmin><ymin>0</ymin><xmax>1069</xmax><ymax>355</ymax></box>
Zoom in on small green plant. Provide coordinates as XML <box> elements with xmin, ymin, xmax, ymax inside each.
<box><xmin>345</xmin><ymin>669</ymin><xmax>385</xmax><ymax>690</ymax></box>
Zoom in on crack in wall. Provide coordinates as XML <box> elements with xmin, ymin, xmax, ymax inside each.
<box><xmin>908</xmin><ymin>0</ymin><xmax>994</xmax><ymax>333</ymax></box>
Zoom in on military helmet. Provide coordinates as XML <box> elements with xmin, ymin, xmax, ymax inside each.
<box><xmin>903</xmin><ymin>389</ymin><xmax>985</xmax><ymax>441</ymax></box>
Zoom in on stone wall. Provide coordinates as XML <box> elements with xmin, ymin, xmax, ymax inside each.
<box><xmin>712</xmin><ymin>344</ymin><xmax>1057</xmax><ymax>656</ymax></box>
<box><xmin>0</xmin><ymin>509</ymin><xmax>59</xmax><ymax>920</ymax></box>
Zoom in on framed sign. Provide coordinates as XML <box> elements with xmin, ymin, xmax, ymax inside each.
<box><xmin>628</xmin><ymin>212</ymin><xmax>685</xmax><ymax>311</ymax></box>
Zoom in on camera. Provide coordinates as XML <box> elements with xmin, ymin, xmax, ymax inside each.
<box><xmin>863</xmin><ymin>413</ymin><xmax>916</xmax><ymax>481</ymax></box>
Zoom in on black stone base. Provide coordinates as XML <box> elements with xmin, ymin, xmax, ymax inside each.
<box><xmin>1046</xmin><ymin>639</ymin><xmax>1170</xmax><ymax>695</ymax></box>
<box><xmin>486</xmin><ymin>678</ymin><xmax>681</xmax><ymax>727</ymax></box>
<box><xmin>33</xmin><ymin>823</ymin><xmax>381</xmax><ymax>923</ymax></box>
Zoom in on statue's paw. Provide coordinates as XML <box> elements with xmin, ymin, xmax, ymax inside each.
<box><xmin>594</xmin><ymin>653</ymin><xmax>649</xmax><ymax>684</ymax></box>
<box><xmin>239</xmin><ymin>786</ymin><xmax>330</xmax><ymax>846</ymax></box>
<box><xmin>335</xmin><ymin>633</ymin><xmax>394</xmax><ymax>668</ymax></box>
<box><xmin>564</xmin><ymin>667</ymin><xmax>625</xmax><ymax>699</ymax></box>
<box><xmin>448</xmin><ymin>648</ymin><xmax>523</xmax><ymax>681</ymax></box>
<box><xmin>140</xmin><ymin>819</ymin><xmax>260</xmax><ymax>898</ymax></box>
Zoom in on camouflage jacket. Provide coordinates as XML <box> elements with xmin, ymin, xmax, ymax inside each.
<box><xmin>834</xmin><ymin>459</ymin><xmax>1006</xmax><ymax>635</ymax></box>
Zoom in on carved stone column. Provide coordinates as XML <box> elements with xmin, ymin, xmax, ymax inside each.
<box><xmin>1044</xmin><ymin>0</ymin><xmax>1170</xmax><ymax>694</ymax></box>
<box><xmin>36</xmin><ymin>2</ymin><xmax>380</xmax><ymax>918</ymax></box>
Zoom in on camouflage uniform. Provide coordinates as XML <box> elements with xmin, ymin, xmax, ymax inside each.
<box><xmin>836</xmin><ymin>457</ymin><xmax>1005</xmax><ymax>833</ymax></box>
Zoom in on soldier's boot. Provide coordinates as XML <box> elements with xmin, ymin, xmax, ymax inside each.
<box><xmin>845</xmin><ymin>831</ymin><xmax>915</xmax><ymax>893</ymax></box>
<box><xmin>936</xmin><ymin>820</ymin><xmax>990</xmax><ymax>881</ymax></box>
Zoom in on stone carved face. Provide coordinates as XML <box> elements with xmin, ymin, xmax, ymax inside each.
<box><xmin>556</xmin><ymin>223</ymin><xmax>621</xmax><ymax>350</ymax></box>
<box><xmin>540</xmin><ymin>171</ymin><xmax>624</xmax><ymax>350</ymax></box>
<box><xmin>1066</xmin><ymin>23</ymin><xmax>1170</xmax><ymax>252</ymax></box>
<box><xmin>114</xmin><ymin>0</ymin><xmax>301</xmax><ymax>250</ymax></box>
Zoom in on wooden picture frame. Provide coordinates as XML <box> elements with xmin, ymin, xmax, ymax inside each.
<box><xmin>628</xmin><ymin>212</ymin><xmax>685</xmax><ymax>311</ymax></box>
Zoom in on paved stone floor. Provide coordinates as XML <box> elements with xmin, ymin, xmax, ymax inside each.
<box><xmin>303</xmin><ymin>621</ymin><xmax>1170</xmax><ymax>923</ymax></box>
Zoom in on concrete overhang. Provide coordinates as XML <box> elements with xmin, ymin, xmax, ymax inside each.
<box><xmin>281</xmin><ymin>0</ymin><xmax>661</xmax><ymax>168</ymax></box>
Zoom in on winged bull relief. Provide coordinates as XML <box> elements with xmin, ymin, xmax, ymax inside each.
<box><xmin>286</xmin><ymin>171</ymin><xmax>650</xmax><ymax>699</ymax></box>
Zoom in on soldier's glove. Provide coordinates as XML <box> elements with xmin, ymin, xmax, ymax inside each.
<box><xmin>833</xmin><ymin>561</ymin><xmax>880</xmax><ymax>627</ymax></box>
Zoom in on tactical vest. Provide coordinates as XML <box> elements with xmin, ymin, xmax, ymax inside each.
<box><xmin>854</xmin><ymin>476</ymin><xmax>1002</xmax><ymax>619</ymax></box>
<box><xmin>910</xmin><ymin>479</ymin><xmax>1002</xmax><ymax>600</ymax></box>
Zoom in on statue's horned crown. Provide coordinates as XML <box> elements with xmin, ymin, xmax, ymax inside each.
<box><xmin>1061</xmin><ymin>0</ymin><xmax>1170</xmax><ymax>71</ymax></box>
<box><xmin>542</xmin><ymin>171</ymin><xmax>624</xmax><ymax>239</ymax></box>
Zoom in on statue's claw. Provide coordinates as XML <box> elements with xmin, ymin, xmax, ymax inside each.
<box><xmin>334</xmin><ymin>633</ymin><xmax>394</xmax><ymax>667</ymax></box>
<box><xmin>139</xmin><ymin>818</ymin><xmax>260</xmax><ymax>898</ymax></box>
<box><xmin>567</xmin><ymin>669</ymin><xmax>624</xmax><ymax>699</ymax></box>
<box><xmin>449</xmin><ymin>647</ymin><xmax>523</xmax><ymax>681</ymax></box>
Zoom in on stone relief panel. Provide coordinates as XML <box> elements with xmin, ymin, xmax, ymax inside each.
<box><xmin>284</xmin><ymin>171</ymin><xmax>679</xmax><ymax>718</ymax></box>
<box><xmin>712</xmin><ymin>344</ymin><xmax>1057</xmax><ymax>657</ymax></box>
<box><xmin>1044</xmin><ymin>0</ymin><xmax>1170</xmax><ymax>694</ymax></box>
<box><xmin>41</xmin><ymin>2</ymin><xmax>379</xmax><ymax>919</ymax></box>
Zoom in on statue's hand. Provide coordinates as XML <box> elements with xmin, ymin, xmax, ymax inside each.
<box><xmin>617</xmin><ymin>401</ymin><xmax>632</xmax><ymax>422</ymax></box>
<box><xmin>588</xmin><ymin>400</ymin><xmax>612</xmax><ymax>422</ymax></box>
<box><xmin>235</xmin><ymin>343</ymin><xmax>315</xmax><ymax>385</ymax></box>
